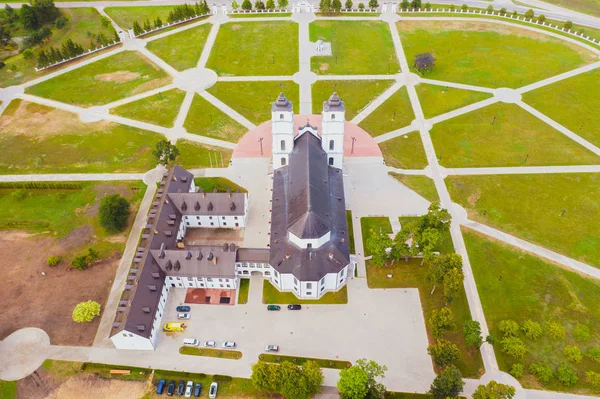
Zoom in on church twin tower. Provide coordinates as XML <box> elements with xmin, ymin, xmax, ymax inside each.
<box><xmin>271</xmin><ymin>92</ymin><xmax>345</xmax><ymax>170</ymax></box>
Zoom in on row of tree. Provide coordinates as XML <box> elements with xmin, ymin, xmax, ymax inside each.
<box><xmin>320</xmin><ymin>0</ymin><xmax>378</xmax><ymax>12</ymax></box>
<box><xmin>130</xmin><ymin>2</ymin><xmax>209</xmax><ymax>36</ymax></box>
<box><xmin>36</xmin><ymin>30</ymin><xmax>119</xmax><ymax>68</ymax></box>
<box><xmin>251</xmin><ymin>360</ymin><xmax>323</xmax><ymax>399</ymax></box>
<box><xmin>234</xmin><ymin>0</ymin><xmax>289</xmax><ymax>11</ymax></box>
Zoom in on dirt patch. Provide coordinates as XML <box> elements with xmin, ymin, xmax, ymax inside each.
<box><xmin>319</xmin><ymin>63</ymin><xmax>329</xmax><ymax>71</ymax></box>
<box><xmin>17</xmin><ymin>368</ymin><xmax>62</xmax><ymax>399</ymax></box>
<box><xmin>46</xmin><ymin>373</ymin><xmax>148</xmax><ymax>399</ymax></box>
<box><xmin>467</xmin><ymin>190</ymin><xmax>480</xmax><ymax>206</ymax></box>
<box><xmin>231</xmin><ymin>24</ymin><xmax>243</xmax><ymax>31</ymax></box>
<box><xmin>58</xmin><ymin>225</ymin><xmax>94</xmax><ymax>252</ymax></box>
<box><xmin>130</xmin><ymin>77</ymin><xmax>173</xmax><ymax>96</ymax></box>
<box><xmin>95</xmin><ymin>71</ymin><xmax>140</xmax><ymax>82</ymax></box>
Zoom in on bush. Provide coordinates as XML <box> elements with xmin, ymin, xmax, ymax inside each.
<box><xmin>521</xmin><ymin>319</ymin><xmax>543</xmax><ymax>340</ymax></box>
<box><xmin>429</xmin><ymin>307</ymin><xmax>455</xmax><ymax>339</ymax></box>
<box><xmin>564</xmin><ymin>345</ymin><xmax>583</xmax><ymax>363</ymax></box>
<box><xmin>99</xmin><ymin>194</ymin><xmax>130</xmax><ymax>233</ymax></box>
<box><xmin>524</xmin><ymin>8</ymin><xmax>534</xmax><ymax>19</ymax></box>
<box><xmin>510</xmin><ymin>363</ymin><xmax>524</xmax><ymax>378</ymax></box>
<box><xmin>572</xmin><ymin>324</ymin><xmax>591</xmax><ymax>342</ymax></box>
<box><xmin>46</xmin><ymin>255</ymin><xmax>62</xmax><ymax>267</ymax></box>
<box><xmin>564</xmin><ymin>20</ymin><xmax>573</xmax><ymax>30</ymax></box>
<box><xmin>71</xmin><ymin>255</ymin><xmax>89</xmax><ymax>270</ymax></box>
<box><xmin>486</xmin><ymin>5</ymin><xmax>493</xmax><ymax>12</ymax></box>
<box><xmin>22</xmin><ymin>49</ymin><xmax>34</xmax><ymax>60</ymax></box>
<box><xmin>499</xmin><ymin>7</ymin><xmax>506</xmax><ymax>14</ymax></box>
<box><xmin>55</xmin><ymin>15</ymin><xmax>68</xmax><ymax>29</ymax></box>
<box><xmin>556</xmin><ymin>363</ymin><xmax>578</xmax><ymax>386</ymax></box>
<box><xmin>537</xmin><ymin>14</ymin><xmax>546</xmax><ymax>23</ymax></box>
<box><xmin>499</xmin><ymin>320</ymin><xmax>520</xmax><ymax>337</ymax></box>
<box><xmin>427</xmin><ymin>339</ymin><xmax>460</xmax><ymax>367</ymax></box>
<box><xmin>461</xmin><ymin>3</ymin><xmax>467</xmax><ymax>10</ymax></box>
<box><xmin>530</xmin><ymin>363</ymin><xmax>553</xmax><ymax>384</ymax></box>
<box><xmin>72</xmin><ymin>300</ymin><xmax>101</xmax><ymax>323</ymax></box>
<box><xmin>587</xmin><ymin>348</ymin><xmax>600</xmax><ymax>364</ymax></box>
<box><xmin>586</xmin><ymin>371</ymin><xmax>600</xmax><ymax>387</ymax></box>
<box><xmin>546</xmin><ymin>321</ymin><xmax>566</xmax><ymax>340</ymax></box>
<box><xmin>358</xmin><ymin>2</ymin><xmax>365</xmax><ymax>9</ymax></box>
<box><xmin>500</xmin><ymin>337</ymin><xmax>528</xmax><ymax>359</ymax></box>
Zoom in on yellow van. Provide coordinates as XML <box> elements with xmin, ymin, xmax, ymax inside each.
<box><xmin>163</xmin><ymin>322</ymin><xmax>186</xmax><ymax>332</ymax></box>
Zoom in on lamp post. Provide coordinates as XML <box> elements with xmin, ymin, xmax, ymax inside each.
<box><xmin>258</xmin><ymin>137</ymin><xmax>264</xmax><ymax>155</ymax></box>
<box><xmin>351</xmin><ymin>136</ymin><xmax>356</xmax><ymax>155</ymax></box>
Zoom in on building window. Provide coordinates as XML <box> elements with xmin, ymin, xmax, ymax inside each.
<box><xmin>307</xmin><ymin>243</ymin><xmax>312</xmax><ymax>249</ymax></box>
<box><xmin>280</xmin><ymin>113</ymin><xmax>284</xmax><ymax>120</ymax></box>
<box><xmin>223</xmin><ymin>222</ymin><xmax>227</xmax><ymax>226</ymax></box>
<box><xmin>187</xmin><ymin>277</ymin><xmax>192</xmax><ymax>281</ymax></box>
<box><xmin>186</xmin><ymin>222</ymin><xmax>190</xmax><ymax>226</ymax></box>
<box><xmin>220</xmin><ymin>284</ymin><xmax>224</xmax><ymax>288</ymax></box>
<box><xmin>307</xmin><ymin>292</ymin><xmax>312</xmax><ymax>295</ymax></box>
<box><xmin>243</xmin><ymin>270</ymin><xmax>249</xmax><ymax>274</ymax></box>
<box><xmin>320</xmin><ymin>285</ymin><xmax>325</xmax><ymax>292</ymax></box>
<box><xmin>320</xmin><ymin>278</ymin><xmax>325</xmax><ymax>286</ymax></box>
<box><xmin>210</xmin><ymin>222</ymin><xmax>214</xmax><ymax>226</ymax></box>
<box><xmin>329</xmin><ymin>157</ymin><xmax>334</xmax><ymax>166</ymax></box>
<box><xmin>235</xmin><ymin>223</ymin><xmax>239</xmax><ymax>227</ymax></box>
<box><xmin>329</xmin><ymin>140</ymin><xmax>334</xmax><ymax>150</ymax></box>
<box><xmin>280</xmin><ymin>140</ymin><xmax>286</xmax><ymax>151</ymax></box>
<box><xmin>207</xmin><ymin>278</ymin><xmax>213</xmax><ymax>282</ymax></box>
<box><xmin>294</xmin><ymin>277</ymin><xmax>299</xmax><ymax>286</ymax></box>
<box><xmin>331</xmin><ymin>114</ymin><xmax>335</xmax><ymax>120</ymax></box>
<box><xmin>307</xmin><ymin>283</ymin><xmax>312</xmax><ymax>289</ymax></box>
<box><xmin>265</xmin><ymin>271</ymin><xmax>270</xmax><ymax>276</ymax></box>
<box><xmin>209</xmin><ymin>216</ymin><xmax>213</xmax><ymax>220</ymax></box>
<box><xmin>234</xmin><ymin>216</ymin><xmax>238</xmax><ymax>220</ymax></box>
<box><xmin>274</xmin><ymin>270</ymin><xmax>279</xmax><ymax>277</ymax></box>
<box><xmin>219</xmin><ymin>279</ymin><xmax>223</xmax><ymax>282</ymax></box>
<box><xmin>196</xmin><ymin>216</ymin><xmax>200</xmax><ymax>220</ymax></box>
<box><xmin>281</xmin><ymin>157</ymin><xmax>287</xmax><ymax>166</ymax></box>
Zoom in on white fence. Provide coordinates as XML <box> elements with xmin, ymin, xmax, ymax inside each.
<box><xmin>229</xmin><ymin>9</ymin><xmax>289</xmax><ymax>13</ymax></box>
<box><xmin>35</xmin><ymin>40</ymin><xmax>121</xmax><ymax>72</ymax></box>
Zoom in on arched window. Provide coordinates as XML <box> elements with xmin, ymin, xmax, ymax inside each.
<box><xmin>328</xmin><ymin>157</ymin><xmax>334</xmax><ymax>166</ymax></box>
<box><xmin>279</xmin><ymin>114</ymin><xmax>284</xmax><ymax>120</ymax></box>
<box><xmin>281</xmin><ymin>157</ymin><xmax>287</xmax><ymax>166</ymax></box>
<box><xmin>280</xmin><ymin>140</ymin><xmax>286</xmax><ymax>151</ymax></box>
<box><xmin>329</xmin><ymin>140</ymin><xmax>334</xmax><ymax>151</ymax></box>
<box><xmin>331</xmin><ymin>114</ymin><xmax>336</xmax><ymax>120</ymax></box>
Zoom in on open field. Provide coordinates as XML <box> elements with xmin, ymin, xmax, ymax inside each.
<box><xmin>465</xmin><ymin>229</ymin><xmax>600</xmax><ymax>394</ymax></box>
<box><xmin>26</xmin><ymin>51</ymin><xmax>171</xmax><ymax>107</ymax></box>
<box><xmin>184</xmin><ymin>94</ymin><xmax>247</xmax><ymax>142</ymax></box>
<box><xmin>110</xmin><ymin>88</ymin><xmax>185</xmax><ymax>128</ymax></box>
<box><xmin>0</xmin><ymin>100</ymin><xmax>162</xmax><ymax>174</ymax></box>
<box><xmin>397</xmin><ymin>20</ymin><xmax>596</xmax><ymax>88</ymax></box>
<box><xmin>262</xmin><ymin>280</ymin><xmax>348</xmax><ymax>304</ymax></box>
<box><xmin>390</xmin><ymin>173</ymin><xmax>440</xmax><ymax>203</ymax></box>
<box><xmin>447</xmin><ymin>173</ymin><xmax>600</xmax><ymax>269</ymax></box>
<box><xmin>207</xmin><ymin>21</ymin><xmax>299</xmax><ymax>76</ymax></box>
<box><xmin>312</xmin><ymin>80</ymin><xmax>394</xmax><ymax>120</ymax></box>
<box><xmin>207</xmin><ymin>81</ymin><xmax>300</xmax><ymax>124</ymax></box>
<box><xmin>358</xmin><ymin>87</ymin><xmax>415</xmax><ymax>136</ymax></box>
<box><xmin>309</xmin><ymin>20</ymin><xmax>399</xmax><ymax>75</ymax></box>
<box><xmin>176</xmin><ymin>140</ymin><xmax>233</xmax><ymax>169</ymax></box>
<box><xmin>429</xmin><ymin>102</ymin><xmax>600</xmax><ymax>167</ymax></box>
<box><xmin>104</xmin><ymin>6</ymin><xmax>177</xmax><ymax>29</ymax></box>
<box><xmin>379</xmin><ymin>131</ymin><xmax>428</xmax><ymax>169</ymax></box>
<box><xmin>147</xmin><ymin>24</ymin><xmax>212</xmax><ymax>71</ymax></box>
<box><xmin>415</xmin><ymin>83</ymin><xmax>493</xmax><ymax>119</ymax></box>
<box><xmin>523</xmin><ymin>68</ymin><xmax>600</xmax><ymax>148</ymax></box>
<box><xmin>0</xmin><ymin>181</ymin><xmax>146</xmax><ymax>346</ymax></box>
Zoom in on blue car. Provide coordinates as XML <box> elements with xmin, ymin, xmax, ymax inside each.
<box><xmin>176</xmin><ymin>305</ymin><xmax>191</xmax><ymax>312</ymax></box>
<box><xmin>193</xmin><ymin>382</ymin><xmax>202</xmax><ymax>397</ymax></box>
<box><xmin>156</xmin><ymin>379</ymin><xmax>166</xmax><ymax>395</ymax></box>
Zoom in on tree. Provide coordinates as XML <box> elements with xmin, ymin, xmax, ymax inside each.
<box><xmin>410</xmin><ymin>0</ymin><xmax>422</xmax><ymax>9</ymax></box>
<box><xmin>72</xmin><ymin>300</ymin><xmax>101</xmax><ymax>323</ymax></box>
<box><xmin>416</xmin><ymin>227</ymin><xmax>439</xmax><ymax>265</ymax></box>
<box><xmin>0</xmin><ymin>25</ymin><xmax>12</xmax><ymax>46</ymax></box>
<box><xmin>556</xmin><ymin>362</ymin><xmax>578</xmax><ymax>386</ymax></box>
<box><xmin>368</xmin><ymin>0</ymin><xmax>378</xmax><ymax>8</ymax></box>
<box><xmin>529</xmin><ymin>363</ymin><xmax>553</xmax><ymax>384</ymax></box>
<box><xmin>266</xmin><ymin>0</ymin><xmax>275</xmax><ymax>9</ymax></box>
<box><xmin>338</xmin><ymin>359</ymin><xmax>386</xmax><ymax>399</ymax></box>
<box><xmin>426</xmin><ymin>253</ymin><xmax>462</xmax><ymax>294</ymax></box>
<box><xmin>499</xmin><ymin>7</ymin><xmax>506</xmax><ymax>14</ymax></box>
<box><xmin>47</xmin><ymin>255</ymin><xmax>62</xmax><ymax>266</ymax></box>
<box><xmin>320</xmin><ymin>0</ymin><xmax>332</xmax><ymax>13</ymax></box>
<box><xmin>251</xmin><ymin>361</ymin><xmax>279</xmax><ymax>392</ymax></box>
<box><xmin>71</xmin><ymin>255</ymin><xmax>89</xmax><ymax>270</ymax></box>
<box><xmin>143</xmin><ymin>18</ymin><xmax>152</xmax><ymax>32</ymax></box>
<box><xmin>242</xmin><ymin>0</ymin><xmax>253</xmax><ymax>9</ymax></box>
<box><xmin>521</xmin><ymin>319</ymin><xmax>542</xmax><ymax>340</ymax></box>
<box><xmin>572</xmin><ymin>324</ymin><xmax>591</xmax><ymax>342</ymax></box>
<box><xmin>31</xmin><ymin>0</ymin><xmax>60</xmax><ymax>23</ymax></box>
<box><xmin>498</xmin><ymin>320</ymin><xmax>519</xmax><ymax>337</ymax></box>
<box><xmin>429</xmin><ymin>307</ymin><xmax>455</xmax><ymax>339</ymax></box>
<box><xmin>232</xmin><ymin>0</ymin><xmax>239</xmax><ymax>9</ymax></box>
<box><xmin>99</xmin><ymin>194</ymin><xmax>130</xmax><ymax>233</ymax></box>
<box><xmin>255</xmin><ymin>0</ymin><xmax>266</xmax><ymax>9</ymax></box>
<box><xmin>154</xmin><ymin>16</ymin><xmax>163</xmax><ymax>28</ymax></box>
<box><xmin>546</xmin><ymin>321</ymin><xmax>566</xmax><ymax>340</ymax></box>
<box><xmin>153</xmin><ymin>140</ymin><xmax>180</xmax><ymax>165</ymax></box>
<box><xmin>421</xmin><ymin>202</ymin><xmax>451</xmax><ymax>231</ymax></box>
<box><xmin>472</xmin><ymin>381</ymin><xmax>516</xmax><ymax>399</ymax></box>
<box><xmin>563</xmin><ymin>345</ymin><xmax>583</xmax><ymax>364</ymax></box>
<box><xmin>564</xmin><ymin>20</ymin><xmax>573</xmax><ymax>30</ymax></box>
<box><xmin>500</xmin><ymin>337</ymin><xmax>528</xmax><ymax>360</ymax></box>
<box><xmin>332</xmin><ymin>0</ymin><xmax>342</xmax><ymax>12</ymax></box>
<box><xmin>443</xmin><ymin>266</ymin><xmax>464</xmax><ymax>303</ymax></box>
<box><xmin>510</xmin><ymin>364</ymin><xmax>524</xmax><ymax>379</ymax></box>
<box><xmin>20</xmin><ymin>4</ymin><xmax>40</xmax><ymax>30</ymax></box>
<box><xmin>358</xmin><ymin>2</ymin><xmax>365</xmax><ymax>9</ymax></box>
<box><xmin>588</xmin><ymin>348</ymin><xmax>600</xmax><ymax>364</ymax></box>
<box><xmin>586</xmin><ymin>371</ymin><xmax>600</xmax><ymax>388</ymax></box>
<box><xmin>429</xmin><ymin>365</ymin><xmax>464</xmax><ymax>399</ymax></box>
<box><xmin>463</xmin><ymin>320</ymin><xmax>483</xmax><ymax>348</ymax></box>
<box><xmin>461</xmin><ymin>3</ymin><xmax>468</xmax><ymax>10</ymax></box>
<box><xmin>486</xmin><ymin>5</ymin><xmax>493</xmax><ymax>12</ymax></box>
<box><xmin>524</xmin><ymin>8</ymin><xmax>534</xmax><ymax>19</ymax></box>
<box><xmin>277</xmin><ymin>0</ymin><xmax>289</xmax><ymax>8</ymax></box>
<box><xmin>252</xmin><ymin>360</ymin><xmax>322</xmax><ymax>399</ymax></box>
<box><xmin>132</xmin><ymin>20</ymin><xmax>142</xmax><ymax>36</ymax></box>
<box><xmin>427</xmin><ymin>339</ymin><xmax>460</xmax><ymax>367</ymax></box>
<box><xmin>345</xmin><ymin>0</ymin><xmax>353</xmax><ymax>8</ymax></box>
<box><xmin>537</xmin><ymin>14</ymin><xmax>546</xmax><ymax>23</ymax></box>
<box><xmin>366</xmin><ymin>228</ymin><xmax>392</xmax><ymax>267</ymax></box>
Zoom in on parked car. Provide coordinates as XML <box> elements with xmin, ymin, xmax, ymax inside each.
<box><xmin>204</xmin><ymin>340</ymin><xmax>216</xmax><ymax>347</ymax></box>
<box><xmin>288</xmin><ymin>304</ymin><xmax>302</xmax><ymax>310</ymax></box>
<box><xmin>176</xmin><ymin>305</ymin><xmax>191</xmax><ymax>312</ymax></box>
<box><xmin>185</xmin><ymin>381</ymin><xmax>194</xmax><ymax>398</ymax></box>
<box><xmin>222</xmin><ymin>341</ymin><xmax>237</xmax><ymax>349</ymax></box>
<box><xmin>193</xmin><ymin>382</ymin><xmax>202</xmax><ymax>397</ymax></box>
<box><xmin>265</xmin><ymin>345</ymin><xmax>279</xmax><ymax>352</ymax></box>
<box><xmin>177</xmin><ymin>380</ymin><xmax>186</xmax><ymax>396</ymax></box>
<box><xmin>156</xmin><ymin>379</ymin><xmax>166</xmax><ymax>394</ymax></box>
<box><xmin>167</xmin><ymin>380</ymin><xmax>176</xmax><ymax>396</ymax></box>
<box><xmin>209</xmin><ymin>382</ymin><xmax>218</xmax><ymax>398</ymax></box>
<box><xmin>183</xmin><ymin>338</ymin><xmax>199</xmax><ymax>346</ymax></box>
<box><xmin>267</xmin><ymin>305</ymin><xmax>281</xmax><ymax>311</ymax></box>
<box><xmin>163</xmin><ymin>322</ymin><xmax>186</xmax><ymax>332</ymax></box>
<box><xmin>177</xmin><ymin>313</ymin><xmax>191</xmax><ymax>320</ymax></box>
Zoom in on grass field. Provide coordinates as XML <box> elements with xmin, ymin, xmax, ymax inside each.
<box><xmin>104</xmin><ymin>6</ymin><xmax>177</xmax><ymax>29</ymax></box>
<box><xmin>193</xmin><ymin>177</ymin><xmax>247</xmax><ymax>193</ymax></box>
<box><xmin>238</xmin><ymin>278</ymin><xmax>250</xmax><ymax>304</ymax></box>
<box><xmin>430</xmin><ymin>102</ymin><xmax>600</xmax><ymax>167</ymax></box>
<box><xmin>110</xmin><ymin>88</ymin><xmax>185</xmax><ymax>127</ymax></box>
<box><xmin>447</xmin><ymin>173</ymin><xmax>600</xmax><ymax>269</ymax></box>
<box><xmin>309</xmin><ymin>20</ymin><xmax>399</xmax><ymax>75</ymax></box>
<box><xmin>346</xmin><ymin>210</ymin><xmax>356</xmax><ymax>254</ymax></box>
<box><xmin>379</xmin><ymin>132</ymin><xmax>428</xmax><ymax>169</ymax></box>
<box><xmin>312</xmin><ymin>80</ymin><xmax>394</xmax><ymax>120</ymax></box>
<box><xmin>207</xmin><ymin>21</ymin><xmax>298</xmax><ymax>76</ymax></box>
<box><xmin>207</xmin><ymin>81</ymin><xmax>300</xmax><ymax>124</ymax></box>
<box><xmin>262</xmin><ymin>280</ymin><xmax>348</xmax><ymax>304</ymax></box>
<box><xmin>358</xmin><ymin>87</ymin><xmax>415</xmax><ymax>136</ymax></box>
<box><xmin>26</xmin><ymin>51</ymin><xmax>171</xmax><ymax>107</ymax></box>
<box><xmin>397</xmin><ymin>20</ymin><xmax>596</xmax><ymax>88</ymax></box>
<box><xmin>0</xmin><ymin>100</ymin><xmax>161</xmax><ymax>174</ymax></box>
<box><xmin>184</xmin><ymin>94</ymin><xmax>247</xmax><ymax>142</ymax></box>
<box><xmin>176</xmin><ymin>140</ymin><xmax>233</xmax><ymax>169</ymax></box>
<box><xmin>147</xmin><ymin>24</ymin><xmax>212</xmax><ymax>71</ymax></box>
<box><xmin>415</xmin><ymin>83</ymin><xmax>493</xmax><ymax>119</ymax></box>
<box><xmin>390</xmin><ymin>173</ymin><xmax>439</xmax><ymax>203</ymax></box>
<box><xmin>522</xmin><ymin>68</ymin><xmax>600</xmax><ymax>148</ymax></box>
<box><xmin>361</xmin><ymin>217</ymin><xmax>483</xmax><ymax>378</ymax></box>
<box><xmin>259</xmin><ymin>354</ymin><xmax>351</xmax><ymax>369</ymax></box>
<box><xmin>180</xmin><ymin>346</ymin><xmax>242</xmax><ymax>359</ymax></box>
<box><xmin>361</xmin><ymin>216</ymin><xmax>393</xmax><ymax>257</ymax></box>
<box><xmin>0</xmin><ymin>381</ymin><xmax>16</xmax><ymax>399</ymax></box>
<box><xmin>464</xmin><ymin>229</ymin><xmax>600</xmax><ymax>394</ymax></box>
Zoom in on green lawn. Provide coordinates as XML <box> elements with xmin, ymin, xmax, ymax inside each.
<box><xmin>0</xmin><ymin>100</ymin><xmax>162</xmax><ymax>174</ymax></box>
<box><xmin>259</xmin><ymin>354</ymin><xmax>351</xmax><ymax>369</ymax></box>
<box><xmin>464</xmin><ymin>229</ymin><xmax>600</xmax><ymax>394</ymax></box>
<box><xmin>447</xmin><ymin>173</ymin><xmax>600</xmax><ymax>269</ymax></box>
<box><xmin>399</xmin><ymin>216</ymin><xmax>454</xmax><ymax>254</ymax></box>
<box><xmin>346</xmin><ymin>210</ymin><xmax>356</xmax><ymax>254</ymax></box>
<box><xmin>147</xmin><ymin>24</ymin><xmax>212</xmax><ymax>71</ymax></box>
<box><xmin>207</xmin><ymin>81</ymin><xmax>300</xmax><ymax>125</ymax></box>
<box><xmin>358</xmin><ymin>87</ymin><xmax>415</xmax><ymax>136</ymax></box>
<box><xmin>522</xmin><ymin>68</ymin><xmax>600</xmax><ymax>148</ymax></box>
<box><xmin>110</xmin><ymin>88</ymin><xmax>185</xmax><ymax>127</ymax></box>
<box><xmin>397</xmin><ymin>20</ymin><xmax>596</xmax><ymax>88</ymax></box>
<box><xmin>176</xmin><ymin>140</ymin><xmax>233</xmax><ymax>169</ymax></box>
<box><xmin>309</xmin><ymin>20</ymin><xmax>399</xmax><ymax>75</ymax></box>
<box><xmin>312</xmin><ymin>80</ymin><xmax>394</xmax><ymax>120</ymax></box>
<box><xmin>390</xmin><ymin>173</ymin><xmax>439</xmax><ymax>203</ymax></box>
<box><xmin>361</xmin><ymin>216</ymin><xmax>393</xmax><ymax>256</ymax></box>
<box><xmin>238</xmin><ymin>278</ymin><xmax>250</xmax><ymax>304</ymax></box>
<box><xmin>180</xmin><ymin>346</ymin><xmax>242</xmax><ymax>359</ymax></box>
<box><xmin>104</xmin><ymin>6</ymin><xmax>177</xmax><ymax>29</ymax></box>
<box><xmin>207</xmin><ymin>21</ymin><xmax>298</xmax><ymax>76</ymax></box>
<box><xmin>429</xmin><ymin>102</ymin><xmax>600</xmax><ymax>167</ymax></box>
<box><xmin>415</xmin><ymin>83</ymin><xmax>493</xmax><ymax>119</ymax></box>
<box><xmin>262</xmin><ymin>280</ymin><xmax>348</xmax><ymax>304</ymax></box>
<box><xmin>26</xmin><ymin>51</ymin><xmax>171</xmax><ymax>107</ymax></box>
<box><xmin>0</xmin><ymin>381</ymin><xmax>16</xmax><ymax>399</ymax></box>
<box><xmin>82</xmin><ymin>362</ymin><xmax>151</xmax><ymax>381</ymax></box>
<box><xmin>379</xmin><ymin>132</ymin><xmax>428</xmax><ymax>169</ymax></box>
<box><xmin>193</xmin><ymin>177</ymin><xmax>247</xmax><ymax>193</ymax></box>
<box><xmin>184</xmin><ymin>94</ymin><xmax>248</xmax><ymax>142</ymax></box>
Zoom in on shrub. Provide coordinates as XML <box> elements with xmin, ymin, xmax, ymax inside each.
<box><xmin>564</xmin><ymin>345</ymin><xmax>583</xmax><ymax>363</ymax></box>
<box><xmin>499</xmin><ymin>7</ymin><xmax>506</xmax><ymax>14</ymax></box>
<box><xmin>530</xmin><ymin>363</ymin><xmax>553</xmax><ymax>384</ymax></box>
<box><xmin>537</xmin><ymin>14</ymin><xmax>546</xmax><ymax>23</ymax></box>
<box><xmin>424</xmin><ymin>2</ymin><xmax>431</xmax><ymax>8</ymax></box>
<box><xmin>510</xmin><ymin>363</ymin><xmax>524</xmax><ymax>378</ymax></box>
<box><xmin>461</xmin><ymin>4</ymin><xmax>467</xmax><ymax>10</ymax></box>
<box><xmin>586</xmin><ymin>371</ymin><xmax>600</xmax><ymax>387</ymax></box>
<box><xmin>498</xmin><ymin>320</ymin><xmax>520</xmax><ymax>337</ymax></box>
<box><xmin>46</xmin><ymin>255</ymin><xmax>62</xmax><ymax>267</ymax></box>
<box><xmin>521</xmin><ymin>319</ymin><xmax>543</xmax><ymax>340</ymax></box>
<box><xmin>463</xmin><ymin>320</ymin><xmax>483</xmax><ymax>348</ymax></box>
<box><xmin>72</xmin><ymin>300</ymin><xmax>101</xmax><ymax>323</ymax></box>
<box><xmin>71</xmin><ymin>255</ymin><xmax>89</xmax><ymax>270</ymax></box>
<box><xmin>449</xmin><ymin>4</ymin><xmax>455</xmax><ymax>10</ymax></box>
<box><xmin>587</xmin><ymin>348</ymin><xmax>600</xmax><ymax>364</ymax></box>
<box><xmin>546</xmin><ymin>321</ymin><xmax>566</xmax><ymax>340</ymax></box>
<box><xmin>556</xmin><ymin>363</ymin><xmax>578</xmax><ymax>386</ymax></box>
<box><xmin>486</xmin><ymin>5</ymin><xmax>493</xmax><ymax>12</ymax></box>
<box><xmin>564</xmin><ymin>20</ymin><xmax>573</xmax><ymax>30</ymax></box>
<box><xmin>55</xmin><ymin>15</ymin><xmax>68</xmax><ymax>29</ymax></box>
<box><xmin>99</xmin><ymin>194</ymin><xmax>130</xmax><ymax>233</ymax></box>
<box><xmin>524</xmin><ymin>8</ymin><xmax>534</xmax><ymax>19</ymax></box>
<box><xmin>22</xmin><ymin>49</ymin><xmax>34</xmax><ymax>60</ymax></box>
<box><xmin>500</xmin><ymin>337</ymin><xmax>528</xmax><ymax>359</ymax></box>
<box><xmin>427</xmin><ymin>339</ymin><xmax>460</xmax><ymax>367</ymax></box>
<box><xmin>512</xmin><ymin>10</ymin><xmax>517</xmax><ymax>17</ymax></box>
<box><xmin>572</xmin><ymin>324</ymin><xmax>591</xmax><ymax>342</ymax></box>
<box><xmin>429</xmin><ymin>307</ymin><xmax>455</xmax><ymax>339</ymax></box>
<box><xmin>358</xmin><ymin>2</ymin><xmax>365</xmax><ymax>9</ymax></box>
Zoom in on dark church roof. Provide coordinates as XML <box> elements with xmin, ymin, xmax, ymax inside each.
<box><xmin>322</xmin><ymin>92</ymin><xmax>345</xmax><ymax>112</ymax></box>
<box><xmin>272</xmin><ymin>92</ymin><xmax>293</xmax><ymax>112</ymax></box>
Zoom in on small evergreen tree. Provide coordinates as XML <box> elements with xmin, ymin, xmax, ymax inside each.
<box><xmin>524</xmin><ymin>8</ymin><xmax>535</xmax><ymax>19</ymax></box>
<box><xmin>266</xmin><ymin>0</ymin><xmax>275</xmax><ymax>9</ymax></box>
<box><xmin>132</xmin><ymin>21</ymin><xmax>142</xmax><ymax>36</ymax></box>
<box><xmin>345</xmin><ymin>0</ymin><xmax>353</xmax><ymax>9</ymax></box>
<box><xmin>368</xmin><ymin>0</ymin><xmax>378</xmax><ymax>8</ymax></box>
<box><xmin>332</xmin><ymin>0</ymin><xmax>342</xmax><ymax>12</ymax></box>
<box><xmin>242</xmin><ymin>0</ymin><xmax>253</xmax><ymax>10</ymax></box>
<box><xmin>232</xmin><ymin>0</ymin><xmax>239</xmax><ymax>9</ymax></box>
<box><xmin>143</xmin><ymin>18</ymin><xmax>152</xmax><ymax>31</ymax></box>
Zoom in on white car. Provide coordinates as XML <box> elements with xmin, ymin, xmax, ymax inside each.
<box><xmin>265</xmin><ymin>345</ymin><xmax>279</xmax><ymax>352</ymax></box>
<box><xmin>177</xmin><ymin>313</ymin><xmax>191</xmax><ymax>320</ymax></box>
<box><xmin>185</xmin><ymin>380</ymin><xmax>193</xmax><ymax>397</ymax></box>
<box><xmin>222</xmin><ymin>341</ymin><xmax>236</xmax><ymax>349</ymax></box>
<box><xmin>204</xmin><ymin>340</ymin><xmax>216</xmax><ymax>348</ymax></box>
<box><xmin>209</xmin><ymin>382</ymin><xmax>218</xmax><ymax>398</ymax></box>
